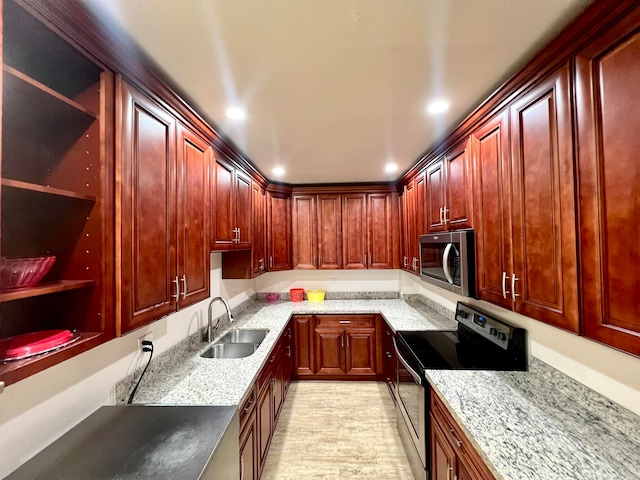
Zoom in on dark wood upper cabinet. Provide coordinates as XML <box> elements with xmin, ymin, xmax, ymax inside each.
<box><xmin>317</xmin><ymin>194</ymin><xmax>342</xmax><ymax>269</ymax></box>
<box><xmin>252</xmin><ymin>181</ymin><xmax>267</xmax><ymax>277</ymax></box>
<box><xmin>400</xmin><ymin>171</ymin><xmax>425</xmax><ymax>274</ymax></box>
<box><xmin>472</xmin><ymin>110</ymin><xmax>513</xmax><ymax>310</ymax></box>
<box><xmin>292</xmin><ymin>193</ymin><xmax>342</xmax><ymax>270</ymax></box>
<box><xmin>510</xmin><ymin>62</ymin><xmax>578</xmax><ymax>333</ymax></box>
<box><xmin>473</xmin><ymin>63</ymin><xmax>578</xmax><ymax>333</ymax></box>
<box><xmin>267</xmin><ymin>190</ymin><xmax>292</xmax><ymax>271</ymax></box>
<box><xmin>342</xmin><ymin>193</ymin><xmax>368</xmax><ymax>269</ymax></box>
<box><xmin>575</xmin><ymin>10</ymin><xmax>640</xmax><ymax>355</ymax></box>
<box><xmin>426</xmin><ymin>140</ymin><xmax>473</xmax><ymax>233</ymax></box>
<box><xmin>368</xmin><ymin>192</ymin><xmax>399</xmax><ymax>269</ymax></box>
<box><xmin>342</xmin><ymin>191</ymin><xmax>399</xmax><ymax>269</ymax></box>
<box><xmin>118</xmin><ymin>79</ymin><xmax>177</xmax><ymax>334</ymax></box>
<box><xmin>235</xmin><ymin>169</ymin><xmax>252</xmax><ymax>249</ymax></box>
<box><xmin>211</xmin><ymin>156</ymin><xmax>252</xmax><ymax>250</ymax></box>
<box><xmin>426</xmin><ymin>159</ymin><xmax>446</xmax><ymax>233</ymax></box>
<box><xmin>292</xmin><ymin>194</ymin><xmax>317</xmax><ymax>269</ymax></box>
<box><xmin>445</xmin><ymin>140</ymin><xmax>473</xmax><ymax>230</ymax></box>
<box><xmin>176</xmin><ymin>123</ymin><xmax>211</xmax><ymax>309</ymax></box>
<box><xmin>119</xmin><ymin>80</ymin><xmax>211</xmax><ymax>335</ymax></box>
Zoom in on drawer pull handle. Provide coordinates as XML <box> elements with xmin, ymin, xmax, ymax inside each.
<box><xmin>339</xmin><ymin>320</ymin><xmax>351</xmax><ymax>324</ymax></box>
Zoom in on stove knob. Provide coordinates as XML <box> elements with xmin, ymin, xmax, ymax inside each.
<box><xmin>497</xmin><ymin>332</ymin><xmax>507</xmax><ymax>341</ymax></box>
<box><xmin>489</xmin><ymin>327</ymin><xmax>498</xmax><ymax>336</ymax></box>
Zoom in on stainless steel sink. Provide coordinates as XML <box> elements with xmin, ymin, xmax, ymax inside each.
<box><xmin>200</xmin><ymin>343</ymin><xmax>259</xmax><ymax>359</ymax></box>
<box><xmin>215</xmin><ymin>329</ymin><xmax>269</xmax><ymax>345</ymax></box>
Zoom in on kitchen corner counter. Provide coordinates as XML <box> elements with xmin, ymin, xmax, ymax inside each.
<box><xmin>426</xmin><ymin>359</ymin><xmax>640</xmax><ymax>480</ymax></box>
<box><xmin>130</xmin><ymin>298</ymin><xmax>452</xmax><ymax>406</ymax></box>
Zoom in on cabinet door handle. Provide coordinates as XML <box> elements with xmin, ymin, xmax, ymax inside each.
<box><xmin>259</xmin><ymin>258</ymin><xmax>264</xmax><ymax>270</ymax></box>
<box><xmin>502</xmin><ymin>272</ymin><xmax>509</xmax><ymax>299</ymax></box>
<box><xmin>511</xmin><ymin>273</ymin><xmax>520</xmax><ymax>302</ymax></box>
<box><xmin>403</xmin><ymin>256</ymin><xmax>408</xmax><ymax>268</ymax></box>
<box><xmin>287</xmin><ymin>346</ymin><xmax>291</xmax><ymax>358</ymax></box>
<box><xmin>238</xmin><ymin>227</ymin><xmax>241</xmax><ymax>242</ymax></box>
<box><xmin>232</xmin><ymin>227</ymin><xmax>239</xmax><ymax>243</ymax></box>
<box><xmin>341</xmin><ymin>334</ymin><xmax>344</xmax><ymax>348</ymax></box>
<box><xmin>443</xmin><ymin>206</ymin><xmax>449</xmax><ymax>224</ymax></box>
<box><xmin>240</xmin><ymin>455</ymin><xmax>244</xmax><ymax>480</ymax></box>
<box><xmin>269</xmin><ymin>256</ymin><xmax>273</xmax><ymax>268</ymax></box>
<box><xmin>440</xmin><ymin>207</ymin><xmax>444</xmax><ymax>224</ymax></box>
<box><xmin>181</xmin><ymin>274</ymin><xmax>187</xmax><ymax>299</ymax></box>
<box><xmin>242</xmin><ymin>400</ymin><xmax>253</xmax><ymax>415</ymax></box>
<box><xmin>318</xmin><ymin>255</ymin><xmax>322</xmax><ymax>266</ymax></box>
<box><xmin>346</xmin><ymin>334</ymin><xmax>349</xmax><ymax>347</ymax></box>
<box><xmin>363</xmin><ymin>254</ymin><xmax>366</xmax><ymax>266</ymax></box>
<box><xmin>447</xmin><ymin>463</ymin><xmax>452</xmax><ymax>480</ymax></box>
<box><xmin>172</xmin><ymin>276</ymin><xmax>180</xmax><ymax>301</ymax></box>
<box><xmin>368</xmin><ymin>253</ymin><xmax>371</xmax><ymax>266</ymax></box>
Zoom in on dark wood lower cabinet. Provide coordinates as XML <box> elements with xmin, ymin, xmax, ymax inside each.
<box><xmin>312</xmin><ymin>315</ymin><xmax>378</xmax><ymax>379</ymax></box>
<box><xmin>239</xmin><ymin>409</ymin><xmax>256</xmax><ymax>480</ymax></box>
<box><xmin>430</xmin><ymin>390</ymin><xmax>495</xmax><ymax>480</ymax></box>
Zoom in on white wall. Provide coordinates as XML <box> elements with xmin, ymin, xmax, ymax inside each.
<box><xmin>256</xmin><ymin>269</ymin><xmax>400</xmax><ymax>293</ymax></box>
<box><xmin>0</xmin><ymin>253</ymin><xmax>255</xmax><ymax>478</ymax></box>
<box><xmin>400</xmin><ymin>271</ymin><xmax>640</xmax><ymax>416</ymax></box>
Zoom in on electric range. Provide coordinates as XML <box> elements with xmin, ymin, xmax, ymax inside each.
<box><xmin>393</xmin><ymin>301</ymin><xmax>527</xmax><ymax>480</ymax></box>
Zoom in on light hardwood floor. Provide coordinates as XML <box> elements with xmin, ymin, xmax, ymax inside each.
<box><xmin>261</xmin><ymin>381</ymin><xmax>414</xmax><ymax>479</ymax></box>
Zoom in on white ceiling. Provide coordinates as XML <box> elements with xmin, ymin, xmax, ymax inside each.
<box><xmin>82</xmin><ymin>0</ymin><xmax>591</xmax><ymax>184</ymax></box>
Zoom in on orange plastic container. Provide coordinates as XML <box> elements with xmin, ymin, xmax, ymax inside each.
<box><xmin>290</xmin><ymin>288</ymin><xmax>304</xmax><ymax>302</ymax></box>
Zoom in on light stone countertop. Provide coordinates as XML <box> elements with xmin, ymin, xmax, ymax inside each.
<box><xmin>126</xmin><ymin>297</ymin><xmax>640</xmax><ymax>480</ymax></box>
<box><xmin>130</xmin><ymin>298</ymin><xmax>454</xmax><ymax>406</ymax></box>
<box><xmin>426</xmin><ymin>361</ymin><xmax>640</xmax><ymax>480</ymax></box>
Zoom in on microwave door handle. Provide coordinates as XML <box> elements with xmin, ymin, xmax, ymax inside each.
<box><xmin>393</xmin><ymin>338</ymin><xmax>422</xmax><ymax>385</ymax></box>
<box><xmin>442</xmin><ymin>243</ymin><xmax>455</xmax><ymax>284</ymax></box>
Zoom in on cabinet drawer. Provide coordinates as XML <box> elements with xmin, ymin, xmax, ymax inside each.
<box><xmin>314</xmin><ymin>314</ymin><xmax>376</xmax><ymax>329</ymax></box>
<box><xmin>239</xmin><ymin>384</ymin><xmax>256</xmax><ymax>430</ymax></box>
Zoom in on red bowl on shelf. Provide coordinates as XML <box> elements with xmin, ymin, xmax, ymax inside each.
<box><xmin>0</xmin><ymin>256</ymin><xmax>56</xmax><ymax>291</ymax></box>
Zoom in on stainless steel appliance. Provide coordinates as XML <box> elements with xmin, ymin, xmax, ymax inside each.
<box><xmin>419</xmin><ymin>230</ymin><xmax>475</xmax><ymax>297</ymax></box>
<box><xmin>394</xmin><ymin>301</ymin><xmax>527</xmax><ymax>480</ymax></box>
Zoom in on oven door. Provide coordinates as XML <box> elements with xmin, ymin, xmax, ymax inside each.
<box><xmin>394</xmin><ymin>337</ymin><xmax>427</xmax><ymax>480</ymax></box>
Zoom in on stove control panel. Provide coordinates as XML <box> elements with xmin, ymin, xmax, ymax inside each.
<box><xmin>455</xmin><ymin>302</ymin><xmax>512</xmax><ymax>350</ymax></box>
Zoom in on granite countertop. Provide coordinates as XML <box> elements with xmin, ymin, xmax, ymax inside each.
<box><xmin>426</xmin><ymin>361</ymin><xmax>640</xmax><ymax>480</ymax></box>
<box><xmin>130</xmin><ymin>298</ymin><xmax>454</xmax><ymax>406</ymax></box>
<box><xmin>126</xmin><ymin>297</ymin><xmax>640</xmax><ymax>480</ymax></box>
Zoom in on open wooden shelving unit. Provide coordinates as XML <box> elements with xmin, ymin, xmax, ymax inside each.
<box><xmin>0</xmin><ymin>0</ymin><xmax>114</xmax><ymax>386</ymax></box>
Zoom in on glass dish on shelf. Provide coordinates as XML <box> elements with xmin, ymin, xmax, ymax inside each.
<box><xmin>0</xmin><ymin>256</ymin><xmax>56</xmax><ymax>291</ymax></box>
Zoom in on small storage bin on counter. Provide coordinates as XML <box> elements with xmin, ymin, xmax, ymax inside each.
<box><xmin>290</xmin><ymin>288</ymin><xmax>304</xmax><ymax>302</ymax></box>
<box><xmin>306</xmin><ymin>290</ymin><xmax>325</xmax><ymax>302</ymax></box>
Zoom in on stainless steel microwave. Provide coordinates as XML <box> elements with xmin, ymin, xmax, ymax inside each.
<box><xmin>418</xmin><ymin>230</ymin><xmax>475</xmax><ymax>297</ymax></box>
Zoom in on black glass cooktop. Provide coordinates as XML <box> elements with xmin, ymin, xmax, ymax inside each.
<box><xmin>396</xmin><ymin>302</ymin><xmax>527</xmax><ymax>375</ymax></box>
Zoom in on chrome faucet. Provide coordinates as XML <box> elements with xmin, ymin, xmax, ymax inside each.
<box><xmin>207</xmin><ymin>296</ymin><xmax>234</xmax><ymax>343</ymax></box>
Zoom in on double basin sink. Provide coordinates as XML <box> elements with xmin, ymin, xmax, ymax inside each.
<box><xmin>200</xmin><ymin>329</ymin><xmax>269</xmax><ymax>359</ymax></box>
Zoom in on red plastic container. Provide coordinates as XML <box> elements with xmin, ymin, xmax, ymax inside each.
<box><xmin>290</xmin><ymin>288</ymin><xmax>304</xmax><ymax>302</ymax></box>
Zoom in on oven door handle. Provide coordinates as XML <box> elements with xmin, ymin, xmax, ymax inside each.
<box><xmin>393</xmin><ymin>338</ymin><xmax>422</xmax><ymax>385</ymax></box>
<box><xmin>442</xmin><ymin>242</ymin><xmax>456</xmax><ymax>285</ymax></box>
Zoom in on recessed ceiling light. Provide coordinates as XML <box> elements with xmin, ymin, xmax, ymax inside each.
<box><xmin>385</xmin><ymin>163</ymin><xmax>398</xmax><ymax>173</ymax></box>
<box><xmin>272</xmin><ymin>166</ymin><xmax>285</xmax><ymax>176</ymax></box>
<box><xmin>427</xmin><ymin>100</ymin><xmax>449</xmax><ymax>114</ymax></box>
<box><xmin>226</xmin><ymin>107</ymin><xmax>245</xmax><ymax>120</ymax></box>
